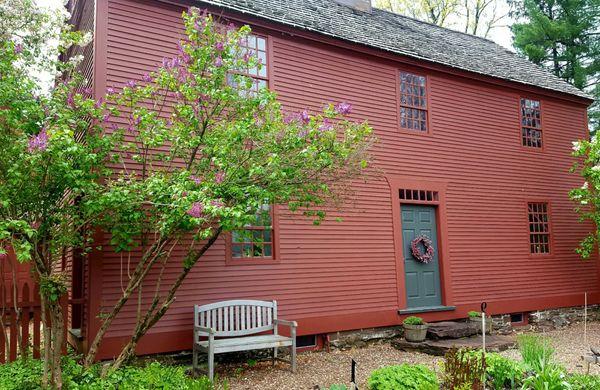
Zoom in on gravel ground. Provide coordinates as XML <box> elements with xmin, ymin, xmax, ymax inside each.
<box><xmin>219</xmin><ymin>322</ymin><xmax>600</xmax><ymax>389</ymax></box>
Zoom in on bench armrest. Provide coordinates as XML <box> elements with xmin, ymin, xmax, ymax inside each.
<box><xmin>273</xmin><ymin>319</ymin><xmax>297</xmax><ymax>328</ymax></box>
<box><xmin>194</xmin><ymin>326</ymin><xmax>216</xmax><ymax>335</ymax></box>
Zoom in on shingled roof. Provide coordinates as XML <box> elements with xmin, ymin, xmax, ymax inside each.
<box><xmin>198</xmin><ymin>0</ymin><xmax>592</xmax><ymax>101</ymax></box>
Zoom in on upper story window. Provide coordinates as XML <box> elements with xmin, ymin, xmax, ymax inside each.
<box><xmin>399</xmin><ymin>72</ymin><xmax>428</xmax><ymax>132</ymax></box>
<box><xmin>528</xmin><ymin>202</ymin><xmax>551</xmax><ymax>254</ymax></box>
<box><xmin>227</xmin><ymin>34</ymin><xmax>268</xmax><ymax>94</ymax></box>
<box><xmin>231</xmin><ymin>204</ymin><xmax>274</xmax><ymax>259</ymax></box>
<box><xmin>520</xmin><ymin>98</ymin><xmax>542</xmax><ymax>148</ymax></box>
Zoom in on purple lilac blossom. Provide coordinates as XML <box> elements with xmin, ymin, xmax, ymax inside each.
<box><xmin>190</xmin><ymin>175</ymin><xmax>202</xmax><ymax>185</ymax></box>
<box><xmin>142</xmin><ymin>73</ymin><xmax>152</xmax><ymax>82</ymax></box>
<box><xmin>215</xmin><ymin>42</ymin><xmax>225</xmax><ymax>52</ymax></box>
<box><xmin>211</xmin><ymin>199</ymin><xmax>224</xmax><ymax>208</ymax></box>
<box><xmin>319</xmin><ymin>118</ymin><xmax>334</xmax><ymax>131</ymax></box>
<box><xmin>106</xmin><ymin>87</ymin><xmax>115</xmax><ymax>94</ymax></box>
<box><xmin>214</xmin><ymin>56</ymin><xmax>223</xmax><ymax>67</ymax></box>
<box><xmin>187</xmin><ymin>202</ymin><xmax>205</xmax><ymax>218</ymax></box>
<box><xmin>214</xmin><ymin>172</ymin><xmax>225</xmax><ymax>184</ymax></box>
<box><xmin>300</xmin><ymin>110</ymin><xmax>310</xmax><ymax>124</ymax></box>
<box><xmin>334</xmin><ymin>102</ymin><xmax>352</xmax><ymax>115</ymax></box>
<box><xmin>125</xmin><ymin>80</ymin><xmax>136</xmax><ymax>89</ymax></box>
<box><xmin>28</xmin><ymin>129</ymin><xmax>48</xmax><ymax>153</ymax></box>
<box><xmin>14</xmin><ymin>44</ymin><xmax>23</xmax><ymax>54</ymax></box>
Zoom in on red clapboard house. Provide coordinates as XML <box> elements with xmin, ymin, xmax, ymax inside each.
<box><xmin>67</xmin><ymin>0</ymin><xmax>597</xmax><ymax>359</ymax></box>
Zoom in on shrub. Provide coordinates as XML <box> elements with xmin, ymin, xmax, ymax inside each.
<box><xmin>0</xmin><ymin>357</ymin><xmax>223</xmax><ymax>390</ymax></box>
<box><xmin>567</xmin><ymin>374</ymin><xmax>600</xmax><ymax>390</ymax></box>
<box><xmin>485</xmin><ymin>352</ymin><xmax>525</xmax><ymax>389</ymax></box>
<box><xmin>468</xmin><ymin>311</ymin><xmax>481</xmax><ymax>318</ymax></box>
<box><xmin>403</xmin><ymin>316</ymin><xmax>425</xmax><ymax>326</ymax></box>
<box><xmin>441</xmin><ymin>348</ymin><xmax>485</xmax><ymax>390</ymax></box>
<box><xmin>367</xmin><ymin>364</ymin><xmax>438</xmax><ymax>390</ymax></box>
<box><xmin>517</xmin><ymin>334</ymin><xmax>555</xmax><ymax>372</ymax></box>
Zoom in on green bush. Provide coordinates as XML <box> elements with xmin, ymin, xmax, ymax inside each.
<box><xmin>518</xmin><ymin>334</ymin><xmax>555</xmax><ymax>372</ymax></box>
<box><xmin>368</xmin><ymin>364</ymin><xmax>438</xmax><ymax>390</ymax></box>
<box><xmin>468</xmin><ymin>311</ymin><xmax>481</xmax><ymax>318</ymax></box>
<box><xmin>567</xmin><ymin>374</ymin><xmax>600</xmax><ymax>390</ymax></box>
<box><xmin>0</xmin><ymin>357</ymin><xmax>222</xmax><ymax>390</ymax></box>
<box><xmin>402</xmin><ymin>316</ymin><xmax>425</xmax><ymax>325</ymax></box>
<box><xmin>485</xmin><ymin>352</ymin><xmax>525</xmax><ymax>389</ymax></box>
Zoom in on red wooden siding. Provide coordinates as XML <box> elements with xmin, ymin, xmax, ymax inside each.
<box><xmin>88</xmin><ymin>0</ymin><xmax>598</xmax><ymax>359</ymax></box>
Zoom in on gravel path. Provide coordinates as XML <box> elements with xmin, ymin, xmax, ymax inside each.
<box><xmin>220</xmin><ymin>322</ymin><xmax>600</xmax><ymax>389</ymax></box>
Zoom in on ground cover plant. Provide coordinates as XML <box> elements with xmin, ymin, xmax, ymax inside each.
<box><xmin>0</xmin><ymin>357</ymin><xmax>225</xmax><ymax>390</ymax></box>
<box><xmin>367</xmin><ymin>364</ymin><xmax>438</xmax><ymax>390</ymax></box>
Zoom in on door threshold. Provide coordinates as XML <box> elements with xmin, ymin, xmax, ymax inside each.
<box><xmin>398</xmin><ymin>305</ymin><xmax>456</xmax><ymax>315</ymax></box>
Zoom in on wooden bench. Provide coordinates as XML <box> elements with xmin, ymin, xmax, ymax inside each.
<box><xmin>193</xmin><ymin>299</ymin><xmax>297</xmax><ymax>381</ymax></box>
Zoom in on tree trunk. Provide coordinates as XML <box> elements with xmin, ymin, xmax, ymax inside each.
<box><xmin>84</xmin><ymin>239</ymin><xmax>170</xmax><ymax>367</ymax></box>
<box><xmin>107</xmin><ymin>228</ymin><xmax>222</xmax><ymax>372</ymax></box>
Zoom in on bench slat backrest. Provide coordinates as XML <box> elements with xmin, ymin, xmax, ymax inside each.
<box><xmin>195</xmin><ymin>300</ymin><xmax>277</xmax><ymax>337</ymax></box>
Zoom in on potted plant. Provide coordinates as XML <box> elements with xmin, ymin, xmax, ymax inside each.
<box><xmin>403</xmin><ymin>316</ymin><xmax>428</xmax><ymax>342</ymax></box>
<box><xmin>468</xmin><ymin>311</ymin><xmax>492</xmax><ymax>334</ymax></box>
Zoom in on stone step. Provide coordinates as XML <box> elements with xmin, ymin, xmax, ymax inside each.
<box><xmin>427</xmin><ymin>321</ymin><xmax>480</xmax><ymax>340</ymax></box>
<box><xmin>392</xmin><ymin>335</ymin><xmax>516</xmax><ymax>356</ymax></box>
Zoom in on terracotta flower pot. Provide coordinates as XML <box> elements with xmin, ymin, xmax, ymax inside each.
<box><xmin>403</xmin><ymin>323</ymin><xmax>428</xmax><ymax>342</ymax></box>
<box><xmin>469</xmin><ymin>316</ymin><xmax>492</xmax><ymax>334</ymax></box>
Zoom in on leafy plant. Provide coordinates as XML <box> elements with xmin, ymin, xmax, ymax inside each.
<box><xmin>518</xmin><ymin>334</ymin><xmax>555</xmax><ymax>372</ymax></box>
<box><xmin>0</xmin><ymin>357</ymin><xmax>227</xmax><ymax>390</ymax></box>
<box><xmin>441</xmin><ymin>348</ymin><xmax>485</xmax><ymax>390</ymax></box>
<box><xmin>468</xmin><ymin>311</ymin><xmax>481</xmax><ymax>318</ymax></box>
<box><xmin>567</xmin><ymin>374</ymin><xmax>600</xmax><ymax>390</ymax></box>
<box><xmin>325</xmin><ymin>385</ymin><xmax>348</xmax><ymax>390</ymax></box>
<box><xmin>461</xmin><ymin>350</ymin><xmax>524</xmax><ymax>389</ymax></box>
<box><xmin>521</xmin><ymin>358</ymin><xmax>571</xmax><ymax>390</ymax></box>
<box><xmin>403</xmin><ymin>316</ymin><xmax>425</xmax><ymax>326</ymax></box>
<box><xmin>367</xmin><ymin>364</ymin><xmax>438</xmax><ymax>390</ymax></box>
<box><xmin>485</xmin><ymin>352</ymin><xmax>525</xmax><ymax>389</ymax></box>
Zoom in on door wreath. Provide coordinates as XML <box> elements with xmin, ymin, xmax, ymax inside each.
<box><xmin>410</xmin><ymin>235</ymin><xmax>435</xmax><ymax>263</ymax></box>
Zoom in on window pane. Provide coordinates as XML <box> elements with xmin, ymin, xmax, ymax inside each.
<box><xmin>231</xmin><ymin>204</ymin><xmax>274</xmax><ymax>259</ymax></box>
<box><xmin>527</xmin><ymin>202</ymin><xmax>550</xmax><ymax>254</ymax></box>
<box><xmin>399</xmin><ymin>71</ymin><xmax>427</xmax><ymax>131</ymax></box>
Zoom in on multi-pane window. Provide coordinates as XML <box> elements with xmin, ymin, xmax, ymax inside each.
<box><xmin>521</xmin><ymin>98</ymin><xmax>542</xmax><ymax>148</ymax></box>
<box><xmin>227</xmin><ymin>34</ymin><xmax>268</xmax><ymax>94</ymax></box>
<box><xmin>399</xmin><ymin>72</ymin><xmax>428</xmax><ymax>132</ymax></box>
<box><xmin>528</xmin><ymin>202</ymin><xmax>550</xmax><ymax>254</ymax></box>
<box><xmin>231</xmin><ymin>204</ymin><xmax>273</xmax><ymax>259</ymax></box>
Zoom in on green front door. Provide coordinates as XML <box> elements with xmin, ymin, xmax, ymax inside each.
<box><xmin>401</xmin><ymin>204</ymin><xmax>442</xmax><ymax>308</ymax></box>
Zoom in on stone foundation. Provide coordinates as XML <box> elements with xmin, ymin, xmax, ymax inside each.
<box><xmin>327</xmin><ymin>326</ymin><xmax>403</xmax><ymax>350</ymax></box>
<box><xmin>528</xmin><ymin>304</ymin><xmax>600</xmax><ymax>330</ymax></box>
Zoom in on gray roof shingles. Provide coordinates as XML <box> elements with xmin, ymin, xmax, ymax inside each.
<box><xmin>198</xmin><ymin>0</ymin><xmax>592</xmax><ymax>101</ymax></box>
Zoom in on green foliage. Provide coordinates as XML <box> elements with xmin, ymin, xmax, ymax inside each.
<box><xmin>517</xmin><ymin>334</ymin><xmax>555</xmax><ymax>372</ymax></box>
<box><xmin>0</xmin><ymin>357</ymin><xmax>225</xmax><ymax>390</ymax></box>
<box><xmin>510</xmin><ymin>0</ymin><xmax>600</xmax><ymax>132</ymax></box>
<box><xmin>485</xmin><ymin>352</ymin><xmax>525</xmax><ymax>389</ymax></box>
<box><xmin>468</xmin><ymin>311</ymin><xmax>481</xmax><ymax>318</ymax></box>
<box><xmin>324</xmin><ymin>385</ymin><xmax>348</xmax><ymax>390</ymax></box>
<box><xmin>521</xmin><ymin>358</ymin><xmax>571</xmax><ymax>390</ymax></box>
<box><xmin>367</xmin><ymin>364</ymin><xmax>438</xmax><ymax>390</ymax></box>
<box><xmin>567</xmin><ymin>374</ymin><xmax>600</xmax><ymax>389</ymax></box>
<box><xmin>441</xmin><ymin>348</ymin><xmax>485</xmax><ymax>390</ymax></box>
<box><xmin>402</xmin><ymin>316</ymin><xmax>425</xmax><ymax>325</ymax></box>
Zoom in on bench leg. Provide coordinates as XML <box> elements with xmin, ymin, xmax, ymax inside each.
<box><xmin>208</xmin><ymin>345</ymin><xmax>215</xmax><ymax>382</ymax></box>
<box><xmin>291</xmin><ymin>340</ymin><xmax>297</xmax><ymax>373</ymax></box>
<box><xmin>273</xmin><ymin>347</ymin><xmax>278</xmax><ymax>366</ymax></box>
<box><xmin>192</xmin><ymin>343</ymin><xmax>198</xmax><ymax>376</ymax></box>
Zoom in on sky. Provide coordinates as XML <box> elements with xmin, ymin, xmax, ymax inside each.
<box><xmin>37</xmin><ymin>0</ymin><xmax>515</xmax><ymax>49</ymax></box>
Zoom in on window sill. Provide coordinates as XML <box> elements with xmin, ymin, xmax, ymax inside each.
<box><xmin>225</xmin><ymin>258</ymin><xmax>280</xmax><ymax>266</ymax></box>
<box><xmin>397</xmin><ymin>305</ymin><xmax>456</xmax><ymax>315</ymax></box>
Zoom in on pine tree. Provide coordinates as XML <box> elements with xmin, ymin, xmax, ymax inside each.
<box><xmin>510</xmin><ymin>0</ymin><xmax>600</xmax><ymax>132</ymax></box>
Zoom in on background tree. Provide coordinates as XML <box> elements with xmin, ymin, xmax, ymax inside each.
<box><xmin>81</xmin><ymin>9</ymin><xmax>373</xmax><ymax>371</ymax></box>
<box><xmin>510</xmin><ymin>0</ymin><xmax>600</xmax><ymax>132</ymax></box>
<box><xmin>374</xmin><ymin>0</ymin><xmax>508</xmax><ymax>38</ymax></box>
<box><xmin>0</xmin><ymin>12</ymin><xmax>110</xmax><ymax>390</ymax></box>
